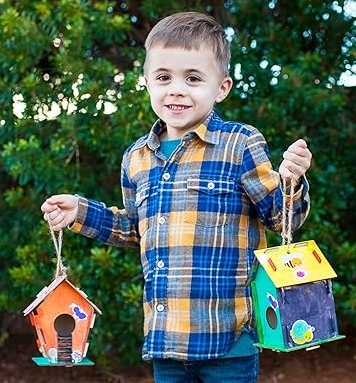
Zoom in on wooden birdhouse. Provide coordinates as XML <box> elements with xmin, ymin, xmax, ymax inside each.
<box><xmin>23</xmin><ymin>275</ymin><xmax>102</xmax><ymax>366</ymax></box>
<box><xmin>248</xmin><ymin>240</ymin><xmax>345</xmax><ymax>352</ymax></box>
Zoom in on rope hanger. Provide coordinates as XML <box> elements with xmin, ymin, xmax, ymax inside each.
<box><xmin>46</xmin><ymin>217</ymin><xmax>67</xmax><ymax>278</ymax></box>
<box><xmin>281</xmin><ymin>177</ymin><xmax>297</xmax><ymax>253</ymax></box>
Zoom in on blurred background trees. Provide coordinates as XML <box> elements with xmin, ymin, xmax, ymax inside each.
<box><xmin>0</xmin><ymin>0</ymin><xmax>355</xmax><ymax>366</ymax></box>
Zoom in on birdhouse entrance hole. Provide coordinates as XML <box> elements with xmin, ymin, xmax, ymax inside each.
<box><xmin>266</xmin><ymin>307</ymin><xmax>277</xmax><ymax>329</ymax></box>
<box><xmin>54</xmin><ymin>314</ymin><xmax>75</xmax><ymax>364</ymax></box>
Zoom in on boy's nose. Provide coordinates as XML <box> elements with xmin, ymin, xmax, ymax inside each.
<box><xmin>168</xmin><ymin>80</ymin><xmax>186</xmax><ymax>96</ymax></box>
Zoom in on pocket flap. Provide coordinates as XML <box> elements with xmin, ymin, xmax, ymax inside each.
<box><xmin>187</xmin><ymin>178</ymin><xmax>235</xmax><ymax>195</ymax></box>
<box><xmin>135</xmin><ymin>182</ymin><xmax>151</xmax><ymax>207</ymax></box>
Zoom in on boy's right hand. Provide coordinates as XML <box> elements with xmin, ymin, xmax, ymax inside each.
<box><xmin>41</xmin><ymin>194</ymin><xmax>79</xmax><ymax>231</ymax></box>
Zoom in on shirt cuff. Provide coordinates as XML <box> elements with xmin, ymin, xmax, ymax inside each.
<box><xmin>282</xmin><ymin>176</ymin><xmax>308</xmax><ymax>201</ymax></box>
<box><xmin>68</xmin><ymin>196</ymin><xmax>106</xmax><ymax>238</ymax></box>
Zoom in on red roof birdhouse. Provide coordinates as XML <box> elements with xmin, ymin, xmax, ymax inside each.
<box><xmin>23</xmin><ymin>275</ymin><xmax>102</xmax><ymax>366</ymax></box>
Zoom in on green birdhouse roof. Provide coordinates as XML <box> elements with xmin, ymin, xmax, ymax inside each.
<box><xmin>248</xmin><ymin>240</ymin><xmax>337</xmax><ymax>288</ymax></box>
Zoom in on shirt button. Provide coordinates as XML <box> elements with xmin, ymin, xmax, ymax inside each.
<box><xmin>158</xmin><ymin>216</ymin><xmax>166</xmax><ymax>224</ymax></box>
<box><xmin>207</xmin><ymin>182</ymin><xmax>215</xmax><ymax>190</ymax></box>
<box><xmin>163</xmin><ymin>172</ymin><xmax>170</xmax><ymax>181</ymax></box>
<box><xmin>156</xmin><ymin>304</ymin><xmax>165</xmax><ymax>312</ymax></box>
<box><xmin>157</xmin><ymin>260</ymin><xmax>165</xmax><ymax>269</ymax></box>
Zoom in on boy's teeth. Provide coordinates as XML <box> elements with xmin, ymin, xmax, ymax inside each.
<box><xmin>168</xmin><ymin>105</ymin><xmax>187</xmax><ymax>110</ymax></box>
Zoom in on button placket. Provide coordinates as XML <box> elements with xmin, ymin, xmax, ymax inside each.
<box><xmin>156</xmin><ymin>303</ymin><xmax>165</xmax><ymax>312</ymax></box>
<box><xmin>158</xmin><ymin>216</ymin><xmax>166</xmax><ymax>224</ymax></box>
<box><xmin>163</xmin><ymin>172</ymin><xmax>170</xmax><ymax>181</ymax></box>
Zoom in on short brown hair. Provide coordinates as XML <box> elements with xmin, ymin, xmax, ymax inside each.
<box><xmin>144</xmin><ymin>12</ymin><xmax>231</xmax><ymax>77</ymax></box>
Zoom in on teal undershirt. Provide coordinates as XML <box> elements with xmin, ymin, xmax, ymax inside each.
<box><xmin>160</xmin><ymin>138</ymin><xmax>182</xmax><ymax>158</ymax></box>
<box><xmin>160</xmin><ymin>139</ymin><xmax>259</xmax><ymax>358</ymax></box>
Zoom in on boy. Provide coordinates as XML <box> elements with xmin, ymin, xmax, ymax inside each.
<box><xmin>42</xmin><ymin>12</ymin><xmax>312</xmax><ymax>383</ymax></box>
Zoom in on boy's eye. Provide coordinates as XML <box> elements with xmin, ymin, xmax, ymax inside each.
<box><xmin>186</xmin><ymin>76</ymin><xmax>201</xmax><ymax>83</ymax></box>
<box><xmin>157</xmin><ymin>75</ymin><xmax>170</xmax><ymax>81</ymax></box>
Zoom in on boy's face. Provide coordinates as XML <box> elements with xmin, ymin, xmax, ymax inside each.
<box><xmin>144</xmin><ymin>45</ymin><xmax>233</xmax><ymax>139</ymax></box>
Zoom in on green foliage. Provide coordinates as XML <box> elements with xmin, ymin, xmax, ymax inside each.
<box><xmin>0</xmin><ymin>0</ymin><xmax>151</xmax><ymax>366</ymax></box>
<box><xmin>1</xmin><ymin>0</ymin><xmax>355</xmax><ymax>366</ymax></box>
<box><xmin>221</xmin><ymin>0</ymin><xmax>356</xmax><ymax>323</ymax></box>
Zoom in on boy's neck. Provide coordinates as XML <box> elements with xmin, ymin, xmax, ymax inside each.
<box><xmin>160</xmin><ymin>112</ymin><xmax>213</xmax><ymax>141</ymax></box>
<box><xmin>160</xmin><ymin>130</ymin><xmax>183</xmax><ymax>141</ymax></box>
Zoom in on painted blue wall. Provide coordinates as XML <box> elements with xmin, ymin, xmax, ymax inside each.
<box><xmin>278</xmin><ymin>280</ymin><xmax>339</xmax><ymax>348</ymax></box>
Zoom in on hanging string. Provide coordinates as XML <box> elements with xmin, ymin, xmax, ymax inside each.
<box><xmin>281</xmin><ymin>177</ymin><xmax>296</xmax><ymax>253</ymax></box>
<box><xmin>45</xmin><ymin>214</ymin><xmax>67</xmax><ymax>278</ymax></box>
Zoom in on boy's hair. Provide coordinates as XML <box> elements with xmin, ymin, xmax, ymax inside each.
<box><xmin>144</xmin><ymin>12</ymin><xmax>231</xmax><ymax>77</ymax></box>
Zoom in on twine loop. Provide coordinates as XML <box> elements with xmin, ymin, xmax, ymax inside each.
<box><xmin>45</xmin><ymin>214</ymin><xmax>67</xmax><ymax>278</ymax></box>
<box><xmin>281</xmin><ymin>178</ymin><xmax>296</xmax><ymax>252</ymax></box>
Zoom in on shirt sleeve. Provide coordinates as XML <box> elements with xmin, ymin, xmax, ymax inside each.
<box><xmin>240</xmin><ymin>128</ymin><xmax>310</xmax><ymax>233</ymax></box>
<box><xmin>69</xmin><ymin>164</ymin><xmax>140</xmax><ymax>247</ymax></box>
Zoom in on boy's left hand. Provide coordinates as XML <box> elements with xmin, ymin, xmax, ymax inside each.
<box><xmin>279</xmin><ymin>139</ymin><xmax>312</xmax><ymax>182</ymax></box>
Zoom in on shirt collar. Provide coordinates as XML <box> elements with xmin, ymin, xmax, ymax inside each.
<box><xmin>145</xmin><ymin>111</ymin><xmax>221</xmax><ymax>151</ymax></box>
<box><xmin>146</xmin><ymin>119</ymin><xmax>165</xmax><ymax>151</ymax></box>
<box><xmin>194</xmin><ymin>111</ymin><xmax>220</xmax><ymax>145</ymax></box>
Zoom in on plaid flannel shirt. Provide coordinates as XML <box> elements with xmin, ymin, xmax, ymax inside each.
<box><xmin>71</xmin><ymin>111</ymin><xmax>310</xmax><ymax>360</ymax></box>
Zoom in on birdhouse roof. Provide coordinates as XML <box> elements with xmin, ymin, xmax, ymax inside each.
<box><xmin>247</xmin><ymin>240</ymin><xmax>337</xmax><ymax>288</ymax></box>
<box><xmin>23</xmin><ymin>275</ymin><xmax>102</xmax><ymax>316</ymax></box>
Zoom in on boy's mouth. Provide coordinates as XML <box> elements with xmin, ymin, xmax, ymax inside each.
<box><xmin>166</xmin><ymin>104</ymin><xmax>191</xmax><ymax>111</ymax></box>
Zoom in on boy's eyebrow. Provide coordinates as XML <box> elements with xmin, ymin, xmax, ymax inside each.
<box><xmin>152</xmin><ymin>68</ymin><xmax>170</xmax><ymax>74</ymax></box>
<box><xmin>184</xmin><ymin>68</ymin><xmax>205</xmax><ymax>75</ymax></box>
<box><xmin>152</xmin><ymin>68</ymin><xmax>205</xmax><ymax>75</ymax></box>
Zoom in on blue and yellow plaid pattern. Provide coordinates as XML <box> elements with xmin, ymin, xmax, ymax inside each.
<box><xmin>72</xmin><ymin>111</ymin><xmax>310</xmax><ymax>360</ymax></box>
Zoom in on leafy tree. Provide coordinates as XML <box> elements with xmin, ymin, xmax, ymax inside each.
<box><xmin>1</xmin><ymin>0</ymin><xmax>355</xmax><ymax>366</ymax></box>
<box><xmin>0</xmin><ymin>0</ymin><xmax>151</xmax><ymax>365</ymax></box>
<box><xmin>222</xmin><ymin>0</ymin><xmax>356</xmax><ymax>325</ymax></box>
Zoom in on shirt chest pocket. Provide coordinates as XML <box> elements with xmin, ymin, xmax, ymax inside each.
<box><xmin>135</xmin><ymin>182</ymin><xmax>151</xmax><ymax>235</ymax></box>
<box><xmin>184</xmin><ymin>177</ymin><xmax>236</xmax><ymax>227</ymax></box>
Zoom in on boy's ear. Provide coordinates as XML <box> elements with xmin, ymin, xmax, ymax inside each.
<box><xmin>215</xmin><ymin>77</ymin><xmax>233</xmax><ymax>103</ymax></box>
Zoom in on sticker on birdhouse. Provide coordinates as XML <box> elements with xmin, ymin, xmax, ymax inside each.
<box><xmin>70</xmin><ymin>303</ymin><xmax>88</xmax><ymax>321</ymax></box>
<box><xmin>294</xmin><ymin>268</ymin><xmax>307</xmax><ymax>279</ymax></box>
<box><xmin>71</xmin><ymin>350</ymin><xmax>83</xmax><ymax>363</ymax></box>
<box><xmin>290</xmin><ymin>319</ymin><xmax>315</xmax><ymax>345</ymax></box>
<box><xmin>282</xmin><ymin>252</ymin><xmax>303</xmax><ymax>268</ymax></box>
<box><xmin>48</xmin><ymin>348</ymin><xmax>58</xmax><ymax>363</ymax></box>
<box><xmin>281</xmin><ymin>253</ymin><xmax>307</xmax><ymax>279</ymax></box>
<box><xmin>266</xmin><ymin>292</ymin><xmax>279</xmax><ymax>310</ymax></box>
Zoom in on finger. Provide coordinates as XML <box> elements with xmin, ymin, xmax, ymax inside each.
<box><xmin>291</xmin><ymin>138</ymin><xmax>308</xmax><ymax>149</ymax></box>
<box><xmin>41</xmin><ymin>195</ymin><xmax>68</xmax><ymax>211</ymax></box>
<box><xmin>46</xmin><ymin>208</ymin><xmax>62</xmax><ymax>221</ymax></box>
<box><xmin>279</xmin><ymin>167</ymin><xmax>293</xmax><ymax>181</ymax></box>
<box><xmin>279</xmin><ymin>170</ymin><xmax>295</xmax><ymax>184</ymax></box>
<box><xmin>279</xmin><ymin>160</ymin><xmax>302</xmax><ymax>181</ymax></box>
<box><xmin>48</xmin><ymin>211</ymin><xmax>65</xmax><ymax>226</ymax></box>
<box><xmin>41</xmin><ymin>201</ymin><xmax>59</xmax><ymax>213</ymax></box>
<box><xmin>283</xmin><ymin>160</ymin><xmax>303</xmax><ymax>177</ymax></box>
<box><xmin>51</xmin><ymin>221</ymin><xmax>67</xmax><ymax>231</ymax></box>
<box><xmin>47</xmin><ymin>194</ymin><xmax>75</xmax><ymax>207</ymax></box>
<box><xmin>283</xmin><ymin>150</ymin><xmax>310</xmax><ymax>167</ymax></box>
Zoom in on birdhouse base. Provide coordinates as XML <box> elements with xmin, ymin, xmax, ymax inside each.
<box><xmin>31</xmin><ymin>357</ymin><xmax>95</xmax><ymax>366</ymax></box>
<box><xmin>254</xmin><ymin>334</ymin><xmax>345</xmax><ymax>352</ymax></box>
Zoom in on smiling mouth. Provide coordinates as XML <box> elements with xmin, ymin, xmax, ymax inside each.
<box><xmin>166</xmin><ymin>104</ymin><xmax>190</xmax><ymax>110</ymax></box>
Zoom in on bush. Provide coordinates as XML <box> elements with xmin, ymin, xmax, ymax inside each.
<box><xmin>1</xmin><ymin>0</ymin><xmax>355</xmax><ymax>366</ymax></box>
